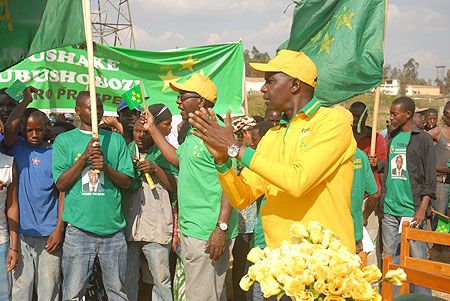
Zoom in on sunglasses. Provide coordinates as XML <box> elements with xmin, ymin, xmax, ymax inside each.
<box><xmin>177</xmin><ymin>94</ymin><xmax>201</xmax><ymax>102</ymax></box>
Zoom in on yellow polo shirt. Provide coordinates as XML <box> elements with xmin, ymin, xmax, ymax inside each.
<box><xmin>217</xmin><ymin>97</ymin><xmax>356</xmax><ymax>253</ymax></box>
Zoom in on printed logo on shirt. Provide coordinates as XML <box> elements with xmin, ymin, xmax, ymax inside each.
<box><xmin>193</xmin><ymin>140</ymin><xmax>205</xmax><ymax>158</ymax></box>
<box><xmin>353</xmin><ymin>158</ymin><xmax>362</xmax><ymax>170</ymax></box>
<box><xmin>299</xmin><ymin>128</ymin><xmax>311</xmax><ymax>138</ymax></box>
<box><xmin>75</xmin><ymin>153</ymin><xmax>82</xmax><ymax>162</ymax></box>
<box><xmin>299</xmin><ymin>141</ymin><xmax>307</xmax><ymax>149</ymax></box>
<box><xmin>32</xmin><ymin>157</ymin><xmax>40</xmax><ymax>165</ymax></box>
<box><xmin>390</xmin><ymin>153</ymin><xmax>407</xmax><ymax>180</ymax></box>
<box><xmin>81</xmin><ymin>166</ymin><xmax>105</xmax><ymax>196</ymax></box>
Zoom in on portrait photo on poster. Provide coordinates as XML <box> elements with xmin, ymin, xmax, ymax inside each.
<box><xmin>82</xmin><ymin>166</ymin><xmax>105</xmax><ymax>195</ymax></box>
<box><xmin>391</xmin><ymin>153</ymin><xmax>407</xmax><ymax>180</ymax></box>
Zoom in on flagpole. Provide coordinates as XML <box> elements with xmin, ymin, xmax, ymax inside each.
<box><xmin>244</xmin><ymin>76</ymin><xmax>249</xmax><ymax>115</ymax></box>
<box><xmin>139</xmin><ymin>80</ymin><xmax>147</xmax><ymax>109</ymax></box>
<box><xmin>138</xmin><ymin>80</ymin><xmax>156</xmax><ymax>190</ymax></box>
<box><xmin>370</xmin><ymin>0</ymin><xmax>389</xmax><ymax>156</ymax></box>
<box><xmin>82</xmin><ymin>0</ymin><xmax>99</xmax><ymax>139</ymax></box>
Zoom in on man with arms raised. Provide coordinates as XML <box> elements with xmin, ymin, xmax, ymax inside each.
<box><xmin>141</xmin><ymin>74</ymin><xmax>238</xmax><ymax>300</ymax></box>
<box><xmin>188</xmin><ymin>50</ymin><xmax>356</xmax><ymax>252</ymax></box>
<box><xmin>52</xmin><ymin>91</ymin><xmax>134</xmax><ymax>300</ymax></box>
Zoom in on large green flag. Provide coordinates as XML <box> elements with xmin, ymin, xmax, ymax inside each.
<box><xmin>279</xmin><ymin>0</ymin><xmax>386</xmax><ymax>106</ymax></box>
<box><xmin>0</xmin><ymin>41</ymin><xmax>245</xmax><ymax>115</ymax></box>
<box><xmin>0</xmin><ymin>0</ymin><xmax>85</xmax><ymax>72</ymax></box>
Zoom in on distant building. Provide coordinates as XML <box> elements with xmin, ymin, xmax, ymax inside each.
<box><xmin>405</xmin><ymin>85</ymin><xmax>440</xmax><ymax>97</ymax></box>
<box><xmin>380</xmin><ymin>79</ymin><xmax>441</xmax><ymax>97</ymax></box>
<box><xmin>246</xmin><ymin>77</ymin><xmax>265</xmax><ymax>93</ymax></box>
<box><xmin>380</xmin><ymin>79</ymin><xmax>400</xmax><ymax>95</ymax></box>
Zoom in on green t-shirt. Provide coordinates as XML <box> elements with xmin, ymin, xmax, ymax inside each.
<box><xmin>351</xmin><ymin>148</ymin><xmax>378</xmax><ymax>242</ymax></box>
<box><xmin>52</xmin><ymin>128</ymin><xmax>134</xmax><ymax>236</ymax></box>
<box><xmin>384</xmin><ymin>131</ymin><xmax>415</xmax><ymax>217</ymax></box>
<box><xmin>176</xmin><ymin>127</ymin><xmax>238</xmax><ymax>241</ymax></box>
<box><xmin>252</xmin><ymin>195</ymin><xmax>266</xmax><ymax>249</ymax></box>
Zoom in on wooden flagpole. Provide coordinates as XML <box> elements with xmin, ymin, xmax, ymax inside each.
<box><xmin>82</xmin><ymin>0</ymin><xmax>99</xmax><ymax>139</ymax></box>
<box><xmin>138</xmin><ymin>80</ymin><xmax>156</xmax><ymax>190</ymax></box>
<box><xmin>139</xmin><ymin>80</ymin><xmax>147</xmax><ymax>109</ymax></box>
<box><xmin>370</xmin><ymin>0</ymin><xmax>389</xmax><ymax>156</ymax></box>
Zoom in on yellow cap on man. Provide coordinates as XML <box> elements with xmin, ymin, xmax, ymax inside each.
<box><xmin>170</xmin><ymin>73</ymin><xmax>217</xmax><ymax>103</ymax></box>
<box><xmin>250</xmin><ymin>49</ymin><xmax>318</xmax><ymax>88</ymax></box>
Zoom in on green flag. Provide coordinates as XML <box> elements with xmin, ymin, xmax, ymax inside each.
<box><xmin>5</xmin><ymin>79</ymin><xmax>26</xmax><ymax>101</ymax></box>
<box><xmin>435</xmin><ymin>215</ymin><xmax>450</xmax><ymax>233</ymax></box>
<box><xmin>122</xmin><ymin>84</ymin><xmax>144</xmax><ymax>111</ymax></box>
<box><xmin>279</xmin><ymin>0</ymin><xmax>386</xmax><ymax>106</ymax></box>
<box><xmin>0</xmin><ymin>41</ymin><xmax>245</xmax><ymax>115</ymax></box>
<box><xmin>0</xmin><ymin>0</ymin><xmax>85</xmax><ymax>72</ymax></box>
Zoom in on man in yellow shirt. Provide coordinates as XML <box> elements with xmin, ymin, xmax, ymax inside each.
<box><xmin>188</xmin><ymin>50</ymin><xmax>357</xmax><ymax>253</ymax></box>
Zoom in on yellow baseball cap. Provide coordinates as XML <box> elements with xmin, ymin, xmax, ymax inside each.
<box><xmin>250</xmin><ymin>49</ymin><xmax>318</xmax><ymax>88</ymax></box>
<box><xmin>170</xmin><ymin>73</ymin><xmax>217</xmax><ymax>103</ymax></box>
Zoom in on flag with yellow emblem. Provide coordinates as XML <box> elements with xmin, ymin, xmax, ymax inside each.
<box><xmin>279</xmin><ymin>0</ymin><xmax>386</xmax><ymax>106</ymax></box>
<box><xmin>435</xmin><ymin>215</ymin><xmax>450</xmax><ymax>234</ymax></box>
<box><xmin>122</xmin><ymin>84</ymin><xmax>144</xmax><ymax>111</ymax></box>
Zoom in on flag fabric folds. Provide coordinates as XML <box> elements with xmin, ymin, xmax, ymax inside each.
<box><xmin>0</xmin><ymin>41</ymin><xmax>245</xmax><ymax>115</ymax></box>
<box><xmin>122</xmin><ymin>84</ymin><xmax>144</xmax><ymax>111</ymax></box>
<box><xmin>0</xmin><ymin>0</ymin><xmax>85</xmax><ymax>72</ymax></box>
<box><xmin>435</xmin><ymin>215</ymin><xmax>450</xmax><ymax>233</ymax></box>
<box><xmin>279</xmin><ymin>0</ymin><xmax>386</xmax><ymax>106</ymax></box>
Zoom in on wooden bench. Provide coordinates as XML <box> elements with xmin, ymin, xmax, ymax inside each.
<box><xmin>382</xmin><ymin>221</ymin><xmax>450</xmax><ymax>300</ymax></box>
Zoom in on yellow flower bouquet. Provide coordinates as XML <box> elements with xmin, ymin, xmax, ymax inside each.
<box><xmin>240</xmin><ymin>221</ymin><xmax>406</xmax><ymax>301</ymax></box>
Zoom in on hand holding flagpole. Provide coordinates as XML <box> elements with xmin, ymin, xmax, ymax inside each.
<box><xmin>135</xmin><ymin>141</ymin><xmax>156</xmax><ymax>190</ymax></box>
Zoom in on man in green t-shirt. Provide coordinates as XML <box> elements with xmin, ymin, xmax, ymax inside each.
<box><xmin>379</xmin><ymin>96</ymin><xmax>436</xmax><ymax>296</ymax></box>
<box><xmin>140</xmin><ymin>74</ymin><xmax>238</xmax><ymax>300</ymax></box>
<box><xmin>351</xmin><ymin>148</ymin><xmax>379</xmax><ymax>253</ymax></box>
<box><xmin>52</xmin><ymin>91</ymin><xmax>134</xmax><ymax>300</ymax></box>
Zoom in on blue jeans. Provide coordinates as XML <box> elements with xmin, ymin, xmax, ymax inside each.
<box><xmin>125</xmin><ymin>241</ymin><xmax>172</xmax><ymax>301</ymax></box>
<box><xmin>381</xmin><ymin>213</ymin><xmax>431</xmax><ymax>296</ymax></box>
<box><xmin>62</xmin><ymin>225</ymin><xmax>128</xmax><ymax>300</ymax></box>
<box><xmin>431</xmin><ymin>182</ymin><xmax>449</xmax><ymax>230</ymax></box>
<box><xmin>11</xmin><ymin>235</ymin><xmax>61</xmax><ymax>301</ymax></box>
<box><xmin>0</xmin><ymin>242</ymin><xmax>9</xmax><ymax>301</ymax></box>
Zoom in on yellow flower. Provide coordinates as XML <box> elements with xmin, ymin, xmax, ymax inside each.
<box><xmin>329</xmin><ymin>240</ymin><xmax>342</xmax><ymax>251</ymax></box>
<box><xmin>351</xmin><ymin>280</ymin><xmax>373</xmax><ymax>301</ymax></box>
<box><xmin>239</xmin><ymin>274</ymin><xmax>254</xmax><ymax>291</ymax></box>
<box><xmin>321</xmin><ymin>229</ymin><xmax>334</xmax><ymax>248</ymax></box>
<box><xmin>324</xmin><ymin>296</ymin><xmax>346</xmax><ymax>301</ymax></box>
<box><xmin>260</xmin><ymin>276</ymin><xmax>282</xmax><ymax>298</ymax></box>
<box><xmin>310</xmin><ymin>228</ymin><xmax>324</xmax><ymax>244</ymax></box>
<box><xmin>247</xmin><ymin>246</ymin><xmax>265</xmax><ymax>263</ymax></box>
<box><xmin>314</xmin><ymin>264</ymin><xmax>329</xmax><ymax>280</ymax></box>
<box><xmin>371</xmin><ymin>290</ymin><xmax>382</xmax><ymax>301</ymax></box>
<box><xmin>362</xmin><ymin>265</ymin><xmax>382</xmax><ymax>282</ymax></box>
<box><xmin>342</xmin><ymin>277</ymin><xmax>357</xmax><ymax>298</ymax></box>
<box><xmin>263</xmin><ymin>247</ymin><xmax>273</xmax><ymax>258</ymax></box>
<box><xmin>269</xmin><ymin>258</ymin><xmax>287</xmax><ymax>277</ymax></box>
<box><xmin>301</xmin><ymin>269</ymin><xmax>315</xmax><ymax>286</ymax></box>
<box><xmin>313</xmin><ymin>277</ymin><xmax>327</xmax><ymax>294</ymax></box>
<box><xmin>384</xmin><ymin>268</ymin><xmax>407</xmax><ymax>286</ymax></box>
<box><xmin>284</xmin><ymin>277</ymin><xmax>306</xmax><ymax>297</ymax></box>
<box><xmin>328</xmin><ymin>278</ymin><xmax>346</xmax><ymax>295</ymax></box>
<box><xmin>276</xmin><ymin>273</ymin><xmax>294</xmax><ymax>286</ymax></box>
<box><xmin>308</xmin><ymin>220</ymin><xmax>322</xmax><ymax>232</ymax></box>
<box><xmin>290</xmin><ymin>221</ymin><xmax>310</xmax><ymax>239</ymax></box>
<box><xmin>294</xmin><ymin>290</ymin><xmax>314</xmax><ymax>301</ymax></box>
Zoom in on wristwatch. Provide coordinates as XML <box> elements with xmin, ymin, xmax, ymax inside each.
<box><xmin>227</xmin><ymin>142</ymin><xmax>242</xmax><ymax>158</ymax></box>
<box><xmin>216</xmin><ymin>222</ymin><xmax>228</xmax><ymax>231</ymax></box>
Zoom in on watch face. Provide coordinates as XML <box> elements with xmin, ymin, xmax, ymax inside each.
<box><xmin>219</xmin><ymin>223</ymin><xmax>228</xmax><ymax>231</ymax></box>
<box><xmin>227</xmin><ymin>145</ymin><xmax>239</xmax><ymax>158</ymax></box>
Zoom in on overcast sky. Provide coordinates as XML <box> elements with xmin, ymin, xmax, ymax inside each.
<box><xmin>119</xmin><ymin>0</ymin><xmax>449</xmax><ymax>81</ymax></box>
